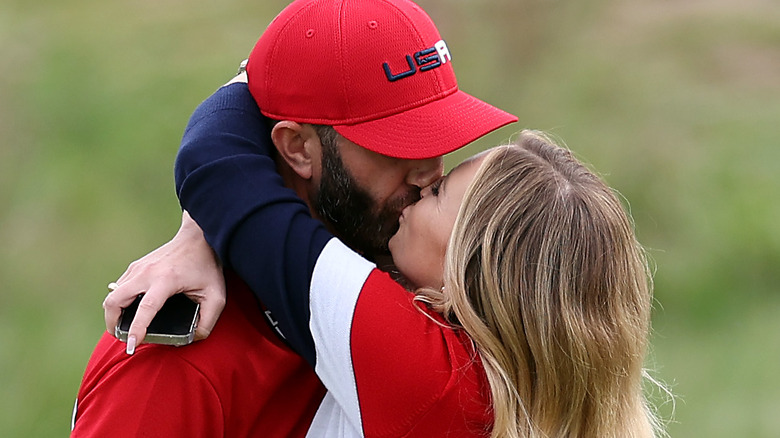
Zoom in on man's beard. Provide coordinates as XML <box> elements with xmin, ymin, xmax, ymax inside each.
<box><xmin>313</xmin><ymin>141</ymin><xmax>420</xmax><ymax>258</ymax></box>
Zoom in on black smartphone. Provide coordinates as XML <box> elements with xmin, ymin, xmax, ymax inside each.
<box><xmin>115</xmin><ymin>294</ymin><xmax>200</xmax><ymax>346</ymax></box>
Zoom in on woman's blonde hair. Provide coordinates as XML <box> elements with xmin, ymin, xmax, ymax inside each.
<box><xmin>418</xmin><ymin>130</ymin><xmax>663</xmax><ymax>437</ymax></box>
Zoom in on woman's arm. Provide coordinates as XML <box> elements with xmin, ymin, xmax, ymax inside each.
<box><xmin>175</xmin><ymin>82</ymin><xmax>332</xmax><ymax>365</ymax></box>
<box><xmin>102</xmin><ymin>211</ymin><xmax>225</xmax><ymax>349</ymax></box>
<box><xmin>104</xmin><ymin>81</ymin><xmax>332</xmax><ymax>362</ymax></box>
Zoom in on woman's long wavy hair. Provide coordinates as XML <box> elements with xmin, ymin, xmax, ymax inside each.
<box><xmin>417</xmin><ymin>131</ymin><xmax>664</xmax><ymax>437</ymax></box>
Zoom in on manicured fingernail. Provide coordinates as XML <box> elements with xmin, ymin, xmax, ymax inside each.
<box><xmin>126</xmin><ymin>335</ymin><xmax>136</xmax><ymax>355</ymax></box>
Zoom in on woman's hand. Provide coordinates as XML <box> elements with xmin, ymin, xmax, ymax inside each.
<box><xmin>103</xmin><ymin>211</ymin><xmax>226</xmax><ymax>354</ymax></box>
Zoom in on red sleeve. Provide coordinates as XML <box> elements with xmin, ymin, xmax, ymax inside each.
<box><xmin>71</xmin><ymin>334</ymin><xmax>224</xmax><ymax>438</ymax></box>
<box><xmin>307</xmin><ymin>240</ymin><xmax>491</xmax><ymax>436</ymax></box>
<box><xmin>350</xmin><ymin>270</ymin><xmax>487</xmax><ymax>437</ymax></box>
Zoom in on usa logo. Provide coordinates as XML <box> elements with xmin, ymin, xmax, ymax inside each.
<box><xmin>383</xmin><ymin>39</ymin><xmax>452</xmax><ymax>82</ymax></box>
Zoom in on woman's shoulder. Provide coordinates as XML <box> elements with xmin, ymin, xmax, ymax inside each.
<box><xmin>305</xmin><ymin>240</ymin><xmax>492</xmax><ymax>435</ymax></box>
<box><xmin>351</xmin><ymin>270</ymin><xmax>492</xmax><ymax>436</ymax></box>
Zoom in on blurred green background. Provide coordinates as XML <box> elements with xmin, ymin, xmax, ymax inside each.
<box><xmin>2</xmin><ymin>0</ymin><xmax>779</xmax><ymax>436</ymax></box>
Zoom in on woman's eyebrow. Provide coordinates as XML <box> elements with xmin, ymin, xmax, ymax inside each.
<box><xmin>441</xmin><ymin>171</ymin><xmax>454</xmax><ymax>193</ymax></box>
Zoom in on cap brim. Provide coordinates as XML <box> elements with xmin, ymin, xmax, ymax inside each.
<box><xmin>333</xmin><ymin>90</ymin><xmax>518</xmax><ymax>160</ymax></box>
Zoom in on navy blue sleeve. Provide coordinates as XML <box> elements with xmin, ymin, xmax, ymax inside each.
<box><xmin>175</xmin><ymin>83</ymin><xmax>331</xmax><ymax>366</ymax></box>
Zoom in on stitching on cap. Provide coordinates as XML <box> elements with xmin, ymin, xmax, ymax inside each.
<box><xmin>265</xmin><ymin>1</ymin><xmax>321</xmax><ymax>108</ymax></box>
<box><xmin>338</xmin><ymin>0</ymin><xmax>350</xmax><ymax>118</ymax></box>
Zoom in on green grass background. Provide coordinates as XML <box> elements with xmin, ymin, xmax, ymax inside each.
<box><xmin>2</xmin><ymin>0</ymin><xmax>779</xmax><ymax>436</ymax></box>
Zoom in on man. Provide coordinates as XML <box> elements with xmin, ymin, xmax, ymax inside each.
<box><xmin>74</xmin><ymin>0</ymin><xmax>516</xmax><ymax>436</ymax></box>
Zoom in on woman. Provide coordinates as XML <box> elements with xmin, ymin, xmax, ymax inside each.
<box><xmin>387</xmin><ymin>132</ymin><xmax>661</xmax><ymax>437</ymax></box>
<box><xmin>106</xmin><ymin>131</ymin><xmax>664</xmax><ymax>437</ymax></box>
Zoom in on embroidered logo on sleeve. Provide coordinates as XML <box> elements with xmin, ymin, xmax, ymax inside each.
<box><xmin>264</xmin><ymin>310</ymin><xmax>287</xmax><ymax>339</ymax></box>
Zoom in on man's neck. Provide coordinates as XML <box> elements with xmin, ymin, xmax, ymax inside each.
<box><xmin>275</xmin><ymin>155</ymin><xmax>316</xmax><ymax>217</ymax></box>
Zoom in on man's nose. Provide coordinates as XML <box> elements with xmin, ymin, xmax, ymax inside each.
<box><xmin>406</xmin><ymin>157</ymin><xmax>443</xmax><ymax>188</ymax></box>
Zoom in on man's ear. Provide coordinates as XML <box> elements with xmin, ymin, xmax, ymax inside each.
<box><xmin>270</xmin><ymin>121</ymin><xmax>320</xmax><ymax>180</ymax></box>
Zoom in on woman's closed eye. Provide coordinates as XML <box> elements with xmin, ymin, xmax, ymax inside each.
<box><xmin>429</xmin><ymin>178</ymin><xmax>444</xmax><ymax>196</ymax></box>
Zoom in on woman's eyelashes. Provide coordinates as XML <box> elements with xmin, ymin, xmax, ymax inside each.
<box><xmin>430</xmin><ymin>177</ymin><xmax>444</xmax><ymax>196</ymax></box>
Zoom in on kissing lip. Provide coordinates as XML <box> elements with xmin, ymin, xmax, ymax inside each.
<box><xmin>398</xmin><ymin>207</ymin><xmax>409</xmax><ymax>224</ymax></box>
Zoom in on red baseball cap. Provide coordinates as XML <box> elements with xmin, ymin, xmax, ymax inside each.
<box><xmin>246</xmin><ymin>0</ymin><xmax>517</xmax><ymax>159</ymax></box>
